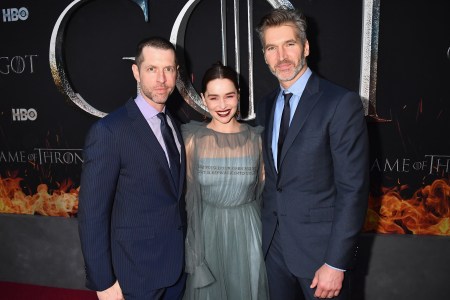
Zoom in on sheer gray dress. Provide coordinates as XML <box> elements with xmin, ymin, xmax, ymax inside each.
<box><xmin>182</xmin><ymin>121</ymin><xmax>269</xmax><ymax>300</ymax></box>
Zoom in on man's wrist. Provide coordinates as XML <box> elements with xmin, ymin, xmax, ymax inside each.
<box><xmin>325</xmin><ymin>263</ymin><xmax>346</xmax><ymax>272</ymax></box>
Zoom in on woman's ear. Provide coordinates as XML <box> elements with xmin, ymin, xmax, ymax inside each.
<box><xmin>201</xmin><ymin>93</ymin><xmax>207</xmax><ymax>107</ymax></box>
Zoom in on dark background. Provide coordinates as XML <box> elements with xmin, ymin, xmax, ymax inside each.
<box><xmin>1</xmin><ymin>0</ymin><xmax>449</xmax><ymax>298</ymax></box>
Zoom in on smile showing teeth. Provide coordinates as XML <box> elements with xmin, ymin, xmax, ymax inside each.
<box><xmin>216</xmin><ymin>110</ymin><xmax>231</xmax><ymax>117</ymax></box>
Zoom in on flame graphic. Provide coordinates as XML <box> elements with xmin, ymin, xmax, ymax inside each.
<box><xmin>0</xmin><ymin>177</ymin><xmax>79</xmax><ymax>217</ymax></box>
<box><xmin>1</xmin><ymin>175</ymin><xmax>449</xmax><ymax>236</ymax></box>
<box><xmin>363</xmin><ymin>179</ymin><xmax>450</xmax><ymax>235</ymax></box>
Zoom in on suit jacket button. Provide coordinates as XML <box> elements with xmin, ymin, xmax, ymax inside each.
<box><xmin>277</xmin><ymin>188</ymin><xmax>282</xmax><ymax>192</ymax></box>
<box><xmin>273</xmin><ymin>211</ymin><xmax>277</xmax><ymax>216</ymax></box>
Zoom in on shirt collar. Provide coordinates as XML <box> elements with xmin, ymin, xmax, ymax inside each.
<box><xmin>279</xmin><ymin>67</ymin><xmax>312</xmax><ymax>97</ymax></box>
<box><xmin>134</xmin><ymin>93</ymin><xmax>165</xmax><ymax>119</ymax></box>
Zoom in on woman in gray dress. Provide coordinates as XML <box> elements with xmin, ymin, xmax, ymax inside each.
<box><xmin>182</xmin><ymin>62</ymin><xmax>269</xmax><ymax>300</ymax></box>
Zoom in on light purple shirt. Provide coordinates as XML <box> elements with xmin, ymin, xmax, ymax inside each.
<box><xmin>135</xmin><ymin>94</ymin><xmax>181</xmax><ymax>166</ymax></box>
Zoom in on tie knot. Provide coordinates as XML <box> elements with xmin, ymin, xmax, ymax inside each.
<box><xmin>157</xmin><ymin>112</ymin><xmax>167</xmax><ymax>123</ymax></box>
<box><xmin>283</xmin><ymin>92</ymin><xmax>293</xmax><ymax>105</ymax></box>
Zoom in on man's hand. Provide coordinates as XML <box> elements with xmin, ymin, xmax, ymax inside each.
<box><xmin>97</xmin><ymin>280</ymin><xmax>124</xmax><ymax>300</ymax></box>
<box><xmin>310</xmin><ymin>264</ymin><xmax>344</xmax><ymax>298</ymax></box>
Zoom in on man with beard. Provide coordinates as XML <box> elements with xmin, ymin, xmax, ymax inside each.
<box><xmin>78</xmin><ymin>37</ymin><xmax>186</xmax><ymax>300</ymax></box>
<box><xmin>255</xmin><ymin>7</ymin><xmax>369</xmax><ymax>300</ymax></box>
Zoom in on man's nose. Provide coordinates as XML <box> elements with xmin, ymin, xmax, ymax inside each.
<box><xmin>278</xmin><ymin>47</ymin><xmax>287</xmax><ymax>60</ymax></box>
<box><xmin>156</xmin><ymin>70</ymin><xmax>166</xmax><ymax>83</ymax></box>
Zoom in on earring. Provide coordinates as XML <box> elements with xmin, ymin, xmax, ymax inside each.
<box><xmin>235</xmin><ymin>102</ymin><xmax>241</xmax><ymax>120</ymax></box>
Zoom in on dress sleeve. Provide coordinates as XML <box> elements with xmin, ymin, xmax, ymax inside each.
<box><xmin>254</xmin><ymin>126</ymin><xmax>265</xmax><ymax>207</ymax></box>
<box><xmin>182</xmin><ymin>123</ymin><xmax>215</xmax><ymax>288</ymax></box>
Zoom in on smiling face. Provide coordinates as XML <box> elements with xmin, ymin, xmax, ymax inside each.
<box><xmin>132</xmin><ymin>46</ymin><xmax>178</xmax><ymax>111</ymax></box>
<box><xmin>202</xmin><ymin>78</ymin><xmax>239</xmax><ymax>130</ymax></box>
<box><xmin>263</xmin><ymin>24</ymin><xmax>309</xmax><ymax>89</ymax></box>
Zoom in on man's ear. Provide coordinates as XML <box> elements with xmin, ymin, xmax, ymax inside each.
<box><xmin>304</xmin><ymin>40</ymin><xmax>310</xmax><ymax>57</ymax></box>
<box><xmin>132</xmin><ymin>64</ymin><xmax>140</xmax><ymax>82</ymax></box>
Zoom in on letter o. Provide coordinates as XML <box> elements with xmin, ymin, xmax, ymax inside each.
<box><xmin>18</xmin><ymin>7</ymin><xmax>29</xmax><ymax>20</ymax></box>
<box><xmin>27</xmin><ymin>108</ymin><xmax>37</xmax><ymax>120</ymax></box>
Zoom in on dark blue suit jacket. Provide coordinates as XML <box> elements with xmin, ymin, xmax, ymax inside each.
<box><xmin>256</xmin><ymin>73</ymin><xmax>369</xmax><ymax>278</ymax></box>
<box><xmin>78</xmin><ymin>99</ymin><xmax>186</xmax><ymax>294</ymax></box>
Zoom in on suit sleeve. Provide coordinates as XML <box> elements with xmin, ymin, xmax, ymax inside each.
<box><xmin>325</xmin><ymin>91</ymin><xmax>369</xmax><ymax>269</ymax></box>
<box><xmin>78</xmin><ymin>121</ymin><xmax>120</xmax><ymax>291</ymax></box>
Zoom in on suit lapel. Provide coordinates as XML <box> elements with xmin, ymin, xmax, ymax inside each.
<box><xmin>126</xmin><ymin>99</ymin><xmax>175</xmax><ymax>189</ymax></box>
<box><xmin>279</xmin><ymin>74</ymin><xmax>321</xmax><ymax>168</ymax></box>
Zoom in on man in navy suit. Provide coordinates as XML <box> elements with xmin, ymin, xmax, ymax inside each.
<box><xmin>78</xmin><ymin>37</ymin><xmax>186</xmax><ymax>300</ymax></box>
<box><xmin>255</xmin><ymin>7</ymin><xmax>369</xmax><ymax>300</ymax></box>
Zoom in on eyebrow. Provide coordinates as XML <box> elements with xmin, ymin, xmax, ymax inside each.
<box><xmin>143</xmin><ymin>64</ymin><xmax>176</xmax><ymax>69</ymax></box>
<box><xmin>265</xmin><ymin>38</ymin><xmax>298</xmax><ymax>48</ymax></box>
<box><xmin>206</xmin><ymin>91</ymin><xmax>236</xmax><ymax>97</ymax></box>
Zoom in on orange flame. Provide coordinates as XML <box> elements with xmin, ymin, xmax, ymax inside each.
<box><xmin>0</xmin><ymin>177</ymin><xmax>79</xmax><ymax>217</ymax></box>
<box><xmin>364</xmin><ymin>179</ymin><xmax>450</xmax><ymax>235</ymax></box>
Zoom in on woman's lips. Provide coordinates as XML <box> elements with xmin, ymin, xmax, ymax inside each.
<box><xmin>216</xmin><ymin>109</ymin><xmax>231</xmax><ymax>117</ymax></box>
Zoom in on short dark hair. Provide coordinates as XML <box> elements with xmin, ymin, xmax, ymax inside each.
<box><xmin>256</xmin><ymin>6</ymin><xmax>308</xmax><ymax>47</ymax></box>
<box><xmin>134</xmin><ymin>36</ymin><xmax>177</xmax><ymax>67</ymax></box>
<box><xmin>201</xmin><ymin>62</ymin><xmax>240</xmax><ymax>94</ymax></box>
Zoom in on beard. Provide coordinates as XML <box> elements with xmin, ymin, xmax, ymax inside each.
<box><xmin>140</xmin><ymin>84</ymin><xmax>174</xmax><ymax>105</ymax></box>
<box><xmin>271</xmin><ymin>54</ymin><xmax>306</xmax><ymax>82</ymax></box>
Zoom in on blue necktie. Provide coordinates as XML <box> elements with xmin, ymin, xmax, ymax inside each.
<box><xmin>277</xmin><ymin>92</ymin><xmax>293</xmax><ymax>171</ymax></box>
<box><xmin>157</xmin><ymin>112</ymin><xmax>180</xmax><ymax>190</ymax></box>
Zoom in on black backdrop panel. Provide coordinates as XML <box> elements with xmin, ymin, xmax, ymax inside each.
<box><xmin>0</xmin><ymin>0</ymin><xmax>450</xmax><ymax>297</ymax></box>
<box><xmin>1</xmin><ymin>0</ymin><xmax>449</xmax><ymax>234</ymax></box>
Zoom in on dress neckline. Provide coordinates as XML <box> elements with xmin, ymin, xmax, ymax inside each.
<box><xmin>205</xmin><ymin>123</ymin><xmax>248</xmax><ymax>135</ymax></box>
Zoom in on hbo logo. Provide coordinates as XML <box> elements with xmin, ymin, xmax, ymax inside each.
<box><xmin>12</xmin><ymin>108</ymin><xmax>37</xmax><ymax>121</ymax></box>
<box><xmin>2</xmin><ymin>7</ymin><xmax>29</xmax><ymax>22</ymax></box>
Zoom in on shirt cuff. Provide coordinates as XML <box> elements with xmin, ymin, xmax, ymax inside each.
<box><xmin>325</xmin><ymin>263</ymin><xmax>346</xmax><ymax>272</ymax></box>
